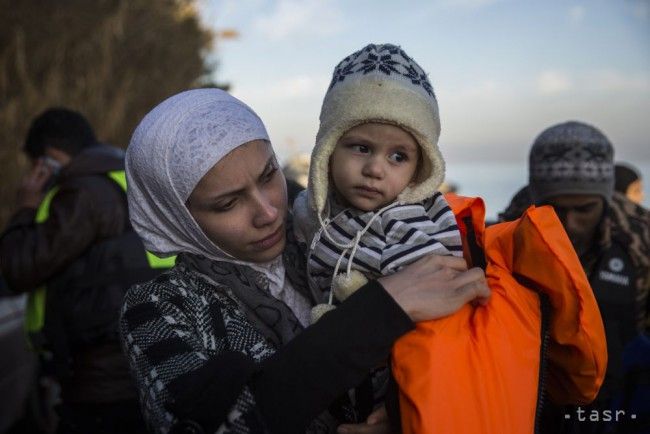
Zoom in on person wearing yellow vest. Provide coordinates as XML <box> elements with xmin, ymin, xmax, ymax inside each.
<box><xmin>0</xmin><ymin>108</ymin><xmax>172</xmax><ymax>434</ymax></box>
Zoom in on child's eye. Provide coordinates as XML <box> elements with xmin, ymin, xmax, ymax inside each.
<box><xmin>388</xmin><ymin>152</ymin><xmax>408</xmax><ymax>163</ymax></box>
<box><xmin>350</xmin><ymin>144</ymin><xmax>369</xmax><ymax>153</ymax></box>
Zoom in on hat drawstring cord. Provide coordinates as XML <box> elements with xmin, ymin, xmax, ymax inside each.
<box><xmin>318</xmin><ymin>200</ymin><xmax>400</xmax><ymax>305</ymax></box>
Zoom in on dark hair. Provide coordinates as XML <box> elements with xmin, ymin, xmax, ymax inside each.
<box><xmin>614</xmin><ymin>163</ymin><xmax>641</xmax><ymax>194</ymax></box>
<box><xmin>23</xmin><ymin>108</ymin><xmax>97</xmax><ymax>159</ymax></box>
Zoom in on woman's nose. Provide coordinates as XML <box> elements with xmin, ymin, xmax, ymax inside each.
<box><xmin>252</xmin><ymin>192</ymin><xmax>279</xmax><ymax>227</ymax></box>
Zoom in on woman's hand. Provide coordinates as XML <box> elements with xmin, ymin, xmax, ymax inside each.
<box><xmin>378</xmin><ymin>254</ymin><xmax>490</xmax><ymax>322</ymax></box>
<box><xmin>337</xmin><ymin>406</ymin><xmax>391</xmax><ymax>434</ymax></box>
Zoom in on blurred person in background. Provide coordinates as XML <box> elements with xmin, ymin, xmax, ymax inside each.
<box><xmin>0</xmin><ymin>108</ymin><xmax>170</xmax><ymax>433</ymax></box>
<box><xmin>282</xmin><ymin>153</ymin><xmax>310</xmax><ymax>206</ymax></box>
<box><xmin>500</xmin><ymin>121</ymin><xmax>650</xmax><ymax>434</ymax></box>
<box><xmin>438</xmin><ymin>180</ymin><xmax>459</xmax><ymax>195</ymax></box>
<box><xmin>615</xmin><ymin>163</ymin><xmax>644</xmax><ymax>206</ymax></box>
<box><xmin>0</xmin><ymin>271</ymin><xmax>42</xmax><ymax>434</ymax></box>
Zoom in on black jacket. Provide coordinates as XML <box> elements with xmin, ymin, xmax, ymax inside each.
<box><xmin>120</xmin><ymin>249</ymin><xmax>413</xmax><ymax>434</ymax></box>
<box><xmin>500</xmin><ymin>187</ymin><xmax>650</xmax><ymax>433</ymax></box>
<box><xmin>0</xmin><ymin>144</ymin><xmax>141</xmax><ymax>403</ymax></box>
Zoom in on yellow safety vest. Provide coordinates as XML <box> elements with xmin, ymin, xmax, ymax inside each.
<box><xmin>25</xmin><ymin>170</ymin><xmax>175</xmax><ymax>347</ymax></box>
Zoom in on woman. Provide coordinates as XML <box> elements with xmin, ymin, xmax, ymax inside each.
<box><xmin>120</xmin><ymin>89</ymin><xmax>489</xmax><ymax>434</ymax></box>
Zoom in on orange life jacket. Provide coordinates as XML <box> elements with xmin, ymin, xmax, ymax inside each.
<box><xmin>391</xmin><ymin>194</ymin><xmax>607</xmax><ymax>434</ymax></box>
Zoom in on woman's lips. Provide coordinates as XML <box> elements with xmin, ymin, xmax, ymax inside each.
<box><xmin>252</xmin><ymin>224</ymin><xmax>284</xmax><ymax>249</ymax></box>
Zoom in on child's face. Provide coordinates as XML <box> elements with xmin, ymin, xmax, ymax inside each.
<box><xmin>330</xmin><ymin>123</ymin><xmax>420</xmax><ymax>211</ymax></box>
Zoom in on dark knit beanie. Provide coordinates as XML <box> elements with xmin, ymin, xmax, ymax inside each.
<box><xmin>529</xmin><ymin>121</ymin><xmax>614</xmax><ymax>204</ymax></box>
<box><xmin>614</xmin><ymin>163</ymin><xmax>641</xmax><ymax>194</ymax></box>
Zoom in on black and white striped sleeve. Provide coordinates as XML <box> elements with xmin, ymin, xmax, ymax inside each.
<box><xmin>379</xmin><ymin>195</ymin><xmax>463</xmax><ymax>274</ymax></box>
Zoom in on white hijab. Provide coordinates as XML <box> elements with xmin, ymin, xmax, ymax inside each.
<box><xmin>126</xmin><ymin>89</ymin><xmax>311</xmax><ymax>325</ymax></box>
<box><xmin>126</xmin><ymin>88</ymin><xmax>269</xmax><ymax>261</ymax></box>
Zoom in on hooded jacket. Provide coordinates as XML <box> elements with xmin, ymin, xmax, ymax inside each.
<box><xmin>0</xmin><ymin>143</ymin><xmax>140</xmax><ymax>403</ymax></box>
<box><xmin>1</xmin><ymin>144</ymin><xmax>128</xmax><ymax>291</ymax></box>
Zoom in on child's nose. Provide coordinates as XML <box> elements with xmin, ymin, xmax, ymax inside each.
<box><xmin>362</xmin><ymin>157</ymin><xmax>384</xmax><ymax>179</ymax></box>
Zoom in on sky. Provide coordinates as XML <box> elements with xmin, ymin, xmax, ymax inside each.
<box><xmin>198</xmin><ymin>0</ymin><xmax>650</xmax><ymax>166</ymax></box>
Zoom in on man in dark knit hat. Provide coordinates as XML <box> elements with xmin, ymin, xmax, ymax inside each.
<box><xmin>500</xmin><ymin>121</ymin><xmax>649</xmax><ymax>433</ymax></box>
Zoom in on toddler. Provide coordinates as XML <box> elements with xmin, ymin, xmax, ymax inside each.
<box><xmin>293</xmin><ymin>43</ymin><xmax>463</xmax><ymax>321</ymax></box>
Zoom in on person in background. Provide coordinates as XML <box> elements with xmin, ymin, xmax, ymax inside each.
<box><xmin>283</xmin><ymin>153</ymin><xmax>310</xmax><ymax>188</ymax></box>
<box><xmin>0</xmin><ymin>108</ymin><xmax>162</xmax><ymax>433</ymax></box>
<box><xmin>615</xmin><ymin>163</ymin><xmax>644</xmax><ymax>206</ymax></box>
<box><xmin>438</xmin><ymin>181</ymin><xmax>458</xmax><ymax>195</ymax></box>
<box><xmin>500</xmin><ymin>121</ymin><xmax>650</xmax><ymax>433</ymax></box>
<box><xmin>283</xmin><ymin>153</ymin><xmax>310</xmax><ymax>206</ymax></box>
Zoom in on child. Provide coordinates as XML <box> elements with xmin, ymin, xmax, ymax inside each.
<box><xmin>293</xmin><ymin>43</ymin><xmax>463</xmax><ymax>321</ymax></box>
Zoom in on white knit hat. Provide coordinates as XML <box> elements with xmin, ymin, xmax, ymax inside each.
<box><xmin>309</xmin><ymin>43</ymin><xmax>445</xmax><ymax>217</ymax></box>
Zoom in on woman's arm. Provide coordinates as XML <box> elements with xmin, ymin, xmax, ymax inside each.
<box><xmin>251</xmin><ymin>280</ymin><xmax>413</xmax><ymax>433</ymax></box>
<box><xmin>120</xmin><ymin>256</ymin><xmax>489</xmax><ymax>434</ymax></box>
<box><xmin>120</xmin><ymin>278</ymin><xmax>412</xmax><ymax>434</ymax></box>
<box><xmin>254</xmin><ymin>255</ymin><xmax>489</xmax><ymax>433</ymax></box>
<box><xmin>119</xmin><ymin>283</ymin><xmax>242</xmax><ymax>433</ymax></box>
<box><xmin>379</xmin><ymin>254</ymin><xmax>490</xmax><ymax>322</ymax></box>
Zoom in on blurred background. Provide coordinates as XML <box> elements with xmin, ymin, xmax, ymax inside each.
<box><xmin>203</xmin><ymin>0</ymin><xmax>650</xmax><ymax>218</ymax></box>
<box><xmin>0</xmin><ymin>1</ymin><xmax>648</xmax><ymax>431</ymax></box>
<box><xmin>1</xmin><ymin>0</ymin><xmax>649</xmax><ymax>225</ymax></box>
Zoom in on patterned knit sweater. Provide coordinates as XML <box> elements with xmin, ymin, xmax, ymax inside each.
<box><xmin>119</xmin><ymin>252</ymin><xmax>413</xmax><ymax>433</ymax></box>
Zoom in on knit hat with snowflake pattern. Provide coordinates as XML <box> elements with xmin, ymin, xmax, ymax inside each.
<box><xmin>308</xmin><ymin>43</ymin><xmax>445</xmax><ymax>217</ymax></box>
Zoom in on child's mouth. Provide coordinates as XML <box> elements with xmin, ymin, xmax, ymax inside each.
<box><xmin>355</xmin><ymin>186</ymin><xmax>382</xmax><ymax>197</ymax></box>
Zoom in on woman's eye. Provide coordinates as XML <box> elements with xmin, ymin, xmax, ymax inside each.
<box><xmin>351</xmin><ymin>144</ymin><xmax>369</xmax><ymax>153</ymax></box>
<box><xmin>389</xmin><ymin>152</ymin><xmax>407</xmax><ymax>163</ymax></box>
<box><xmin>214</xmin><ymin>199</ymin><xmax>236</xmax><ymax>212</ymax></box>
<box><xmin>263</xmin><ymin>168</ymin><xmax>277</xmax><ymax>182</ymax></box>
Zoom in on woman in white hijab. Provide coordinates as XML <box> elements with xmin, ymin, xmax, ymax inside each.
<box><xmin>120</xmin><ymin>88</ymin><xmax>489</xmax><ymax>434</ymax></box>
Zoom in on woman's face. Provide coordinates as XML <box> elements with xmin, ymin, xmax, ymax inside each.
<box><xmin>186</xmin><ymin>140</ymin><xmax>288</xmax><ymax>263</ymax></box>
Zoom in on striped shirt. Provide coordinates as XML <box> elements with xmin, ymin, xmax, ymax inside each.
<box><xmin>305</xmin><ymin>192</ymin><xmax>463</xmax><ymax>296</ymax></box>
